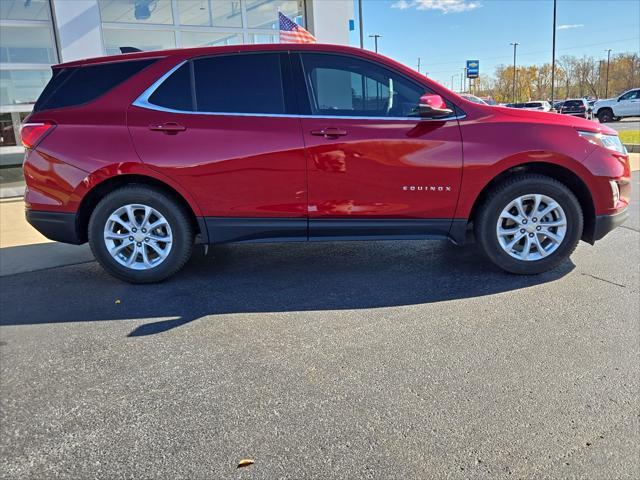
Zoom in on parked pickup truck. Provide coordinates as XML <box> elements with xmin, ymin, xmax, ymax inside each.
<box><xmin>593</xmin><ymin>88</ymin><xmax>640</xmax><ymax>123</ymax></box>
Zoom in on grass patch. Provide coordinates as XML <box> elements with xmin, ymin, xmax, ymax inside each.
<box><xmin>619</xmin><ymin>130</ymin><xmax>640</xmax><ymax>144</ymax></box>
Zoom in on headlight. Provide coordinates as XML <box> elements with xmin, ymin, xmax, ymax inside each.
<box><xmin>578</xmin><ymin>131</ymin><xmax>627</xmax><ymax>154</ymax></box>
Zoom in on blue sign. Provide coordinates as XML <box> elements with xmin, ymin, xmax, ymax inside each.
<box><xmin>466</xmin><ymin>60</ymin><xmax>479</xmax><ymax>78</ymax></box>
<box><xmin>349</xmin><ymin>19</ymin><xmax>355</xmax><ymax>31</ymax></box>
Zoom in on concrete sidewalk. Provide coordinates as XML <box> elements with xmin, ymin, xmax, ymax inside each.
<box><xmin>0</xmin><ymin>199</ymin><xmax>93</xmax><ymax>276</ymax></box>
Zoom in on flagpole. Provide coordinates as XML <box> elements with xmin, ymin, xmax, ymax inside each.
<box><xmin>358</xmin><ymin>0</ymin><xmax>364</xmax><ymax>49</ymax></box>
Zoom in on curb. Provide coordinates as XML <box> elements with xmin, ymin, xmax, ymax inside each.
<box><xmin>624</xmin><ymin>144</ymin><xmax>639</xmax><ymax>154</ymax></box>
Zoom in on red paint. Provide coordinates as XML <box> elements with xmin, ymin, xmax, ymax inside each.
<box><xmin>24</xmin><ymin>43</ymin><xmax>630</xmax><ymax>240</ymax></box>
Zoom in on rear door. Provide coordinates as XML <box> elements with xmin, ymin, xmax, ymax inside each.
<box><xmin>292</xmin><ymin>52</ymin><xmax>463</xmax><ymax>240</ymax></box>
<box><xmin>127</xmin><ymin>52</ymin><xmax>308</xmax><ymax>243</ymax></box>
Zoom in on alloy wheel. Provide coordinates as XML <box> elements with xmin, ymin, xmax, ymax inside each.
<box><xmin>103</xmin><ymin>204</ymin><xmax>173</xmax><ymax>270</ymax></box>
<box><xmin>496</xmin><ymin>194</ymin><xmax>567</xmax><ymax>261</ymax></box>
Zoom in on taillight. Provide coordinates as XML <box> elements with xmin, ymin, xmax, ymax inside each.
<box><xmin>21</xmin><ymin>122</ymin><xmax>55</xmax><ymax>149</ymax></box>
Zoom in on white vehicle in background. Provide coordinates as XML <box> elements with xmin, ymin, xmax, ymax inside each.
<box><xmin>522</xmin><ymin>101</ymin><xmax>552</xmax><ymax>112</ymax></box>
<box><xmin>459</xmin><ymin>93</ymin><xmax>488</xmax><ymax>105</ymax></box>
<box><xmin>593</xmin><ymin>88</ymin><xmax>640</xmax><ymax>122</ymax></box>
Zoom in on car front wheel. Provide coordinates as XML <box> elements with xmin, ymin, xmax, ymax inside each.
<box><xmin>88</xmin><ymin>185</ymin><xmax>194</xmax><ymax>283</ymax></box>
<box><xmin>475</xmin><ymin>174</ymin><xmax>583</xmax><ymax>274</ymax></box>
<box><xmin>597</xmin><ymin>109</ymin><xmax>613</xmax><ymax>123</ymax></box>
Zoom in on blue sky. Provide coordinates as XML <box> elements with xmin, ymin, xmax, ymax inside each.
<box><xmin>348</xmin><ymin>0</ymin><xmax>640</xmax><ymax>88</ymax></box>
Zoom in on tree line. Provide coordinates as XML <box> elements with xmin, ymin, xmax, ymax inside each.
<box><xmin>471</xmin><ymin>52</ymin><xmax>640</xmax><ymax>103</ymax></box>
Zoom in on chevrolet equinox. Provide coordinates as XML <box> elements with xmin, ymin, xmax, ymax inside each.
<box><xmin>22</xmin><ymin>44</ymin><xmax>630</xmax><ymax>283</ymax></box>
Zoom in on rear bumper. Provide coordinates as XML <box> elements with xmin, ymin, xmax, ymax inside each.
<box><xmin>585</xmin><ymin>208</ymin><xmax>629</xmax><ymax>243</ymax></box>
<box><xmin>26</xmin><ymin>210</ymin><xmax>82</xmax><ymax>245</ymax></box>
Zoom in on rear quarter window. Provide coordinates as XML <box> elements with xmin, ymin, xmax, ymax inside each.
<box><xmin>34</xmin><ymin>59</ymin><xmax>156</xmax><ymax>112</ymax></box>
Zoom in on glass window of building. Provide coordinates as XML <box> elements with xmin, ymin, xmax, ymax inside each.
<box><xmin>0</xmin><ymin>26</ymin><xmax>57</xmax><ymax>63</ymax></box>
<box><xmin>246</xmin><ymin>0</ymin><xmax>302</xmax><ymax>29</ymax></box>
<box><xmin>178</xmin><ymin>0</ymin><xmax>243</xmax><ymax>28</ymax></box>
<box><xmin>0</xmin><ymin>0</ymin><xmax>50</xmax><ymax>20</ymax></box>
<box><xmin>98</xmin><ymin>0</ymin><xmax>174</xmax><ymax>24</ymax></box>
<box><xmin>181</xmin><ymin>31</ymin><xmax>242</xmax><ymax>48</ymax></box>
<box><xmin>0</xmin><ymin>69</ymin><xmax>52</xmax><ymax>107</ymax></box>
<box><xmin>0</xmin><ymin>0</ymin><xmax>57</xmax><ymax>162</ymax></box>
<box><xmin>103</xmin><ymin>29</ymin><xmax>176</xmax><ymax>55</ymax></box>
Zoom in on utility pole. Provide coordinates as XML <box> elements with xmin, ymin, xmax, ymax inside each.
<box><xmin>417</xmin><ymin>57</ymin><xmax>421</xmax><ymax>73</ymax></box>
<box><xmin>358</xmin><ymin>0</ymin><xmax>364</xmax><ymax>49</ymax></box>
<box><xmin>550</xmin><ymin>0</ymin><xmax>557</xmax><ymax>109</ymax></box>
<box><xmin>510</xmin><ymin>42</ymin><xmax>519</xmax><ymax>103</ymax></box>
<box><xmin>369</xmin><ymin>34</ymin><xmax>382</xmax><ymax>53</ymax></box>
<box><xmin>604</xmin><ymin>48</ymin><xmax>612</xmax><ymax>98</ymax></box>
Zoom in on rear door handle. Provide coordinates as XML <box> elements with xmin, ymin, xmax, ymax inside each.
<box><xmin>310</xmin><ymin>127</ymin><xmax>348</xmax><ymax>139</ymax></box>
<box><xmin>149</xmin><ymin>122</ymin><xmax>187</xmax><ymax>134</ymax></box>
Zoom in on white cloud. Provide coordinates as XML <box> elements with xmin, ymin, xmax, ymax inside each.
<box><xmin>393</xmin><ymin>0</ymin><xmax>482</xmax><ymax>14</ymax></box>
<box><xmin>391</xmin><ymin>0</ymin><xmax>411</xmax><ymax>9</ymax></box>
<box><xmin>557</xmin><ymin>24</ymin><xmax>584</xmax><ymax>30</ymax></box>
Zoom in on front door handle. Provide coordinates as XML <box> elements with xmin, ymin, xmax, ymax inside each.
<box><xmin>149</xmin><ymin>122</ymin><xmax>187</xmax><ymax>134</ymax></box>
<box><xmin>310</xmin><ymin>127</ymin><xmax>348</xmax><ymax>139</ymax></box>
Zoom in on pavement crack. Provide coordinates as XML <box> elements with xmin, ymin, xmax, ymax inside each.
<box><xmin>580</xmin><ymin>273</ymin><xmax>626</xmax><ymax>288</ymax></box>
<box><xmin>619</xmin><ymin>225</ymin><xmax>640</xmax><ymax>233</ymax></box>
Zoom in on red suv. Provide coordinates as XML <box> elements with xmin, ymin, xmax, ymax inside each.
<box><xmin>22</xmin><ymin>44</ymin><xmax>630</xmax><ymax>283</ymax></box>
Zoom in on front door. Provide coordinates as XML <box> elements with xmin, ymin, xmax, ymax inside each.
<box><xmin>293</xmin><ymin>52</ymin><xmax>463</xmax><ymax>239</ymax></box>
<box><xmin>617</xmin><ymin>89</ymin><xmax>640</xmax><ymax>116</ymax></box>
<box><xmin>128</xmin><ymin>52</ymin><xmax>308</xmax><ymax>243</ymax></box>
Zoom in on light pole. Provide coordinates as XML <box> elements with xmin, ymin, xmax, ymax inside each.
<box><xmin>451</xmin><ymin>74</ymin><xmax>456</xmax><ymax>92</ymax></box>
<box><xmin>510</xmin><ymin>42</ymin><xmax>519</xmax><ymax>103</ymax></box>
<box><xmin>417</xmin><ymin>57</ymin><xmax>421</xmax><ymax>73</ymax></box>
<box><xmin>550</xmin><ymin>0</ymin><xmax>557</xmax><ymax>109</ymax></box>
<box><xmin>358</xmin><ymin>0</ymin><xmax>364</xmax><ymax>49</ymax></box>
<box><xmin>604</xmin><ymin>48</ymin><xmax>612</xmax><ymax>98</ymax></box>
<box><xmin>369</xmin><ymin>34</ymin><xmax>382</xmax><ymax>53</ymax></box>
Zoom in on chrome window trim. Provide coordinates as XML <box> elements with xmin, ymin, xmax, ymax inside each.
<box><xmin>132</xmin><ymin>60</ymin><xmax>466</xmax><ymax>122</ymax></box>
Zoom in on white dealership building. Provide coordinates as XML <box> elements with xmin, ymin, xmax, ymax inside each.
<box><xmin>0</xmin><ymin>0</ymin><xmax>355</xmax><ymax>165</ymax></box>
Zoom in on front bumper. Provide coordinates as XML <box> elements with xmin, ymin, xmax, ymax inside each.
<box><xmin>26</xmin><ymin>210</ymin><xmax>83</xmax><ymax>245</ymax></box>
<box><xmin>584</xmin><ymin>208</ymin><xmax>629</xmax><ymax>244</ymax></box>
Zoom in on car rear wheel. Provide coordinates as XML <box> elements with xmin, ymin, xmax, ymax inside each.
<box><xmin>597</xmin><ymin>109</ymin><xmax>613</xmax><ymax>123</ymax></box>
<box><xmin>88</xmin><ymin>185</ymin><xmax>194</xmax><ymax>283</ymax></box>
<box><xmin>475</xmin><ymin>174</ymin><xmax>583</xmax><ymax>274</ymax></box>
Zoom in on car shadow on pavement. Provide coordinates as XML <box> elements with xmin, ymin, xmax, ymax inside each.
<box><xmin>0</xmin><ymin>240</ymin><xmax>574</xmax><ymax>337</ymax></box>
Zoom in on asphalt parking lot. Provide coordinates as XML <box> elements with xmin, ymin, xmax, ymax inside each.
<box><xmin>608</xmin><ymin>117</ymin><xmax>640</xmax><ymax>132</ymax></box>
<box><xmin>1</xmin><ymin>173</ymin><xmax>638</xmax><ymax>480</ymax></box>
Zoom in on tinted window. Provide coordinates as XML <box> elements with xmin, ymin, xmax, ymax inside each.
<box><xmin>148</xmin><ymin>63</ymin><xmax>193</xmax><ymax>111</ymax></box>
<box><xmin>620</xmin><ymin>90</ymin><xmax>639</xmax><ymax>101</ymax></box>
<box><xmin>525</xmin><ymin>102</ymin><xmax>541</xmax><ymax>108</ymax></box>
<box><xmin>34</xmin><ymin>59</ymin><xmax>155</xmax><ymax>112</ymax></box>
<box><xmin>564</xmin><ymin>100</ymin><xmax>583</xmax><ymax>107</ymax></box>
<box><xmin>300</xmin><ymin>53</ymin><xmax>426</xmax><ymax>117</ymax></box>
<box><xmin>193</xmin><ymin>53</ymin><xmax>284</xmax><ymax>114</ymax></box>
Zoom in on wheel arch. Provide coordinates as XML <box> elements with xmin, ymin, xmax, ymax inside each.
<box><xmin>467</xmin><ymin>161</ymin><xmax>596</xmax><ymax>244</ymax></box>
<box><xmin>76</xmin><ymin>173</ymin><xmax>206</xmax><ymax>244</ymax></box>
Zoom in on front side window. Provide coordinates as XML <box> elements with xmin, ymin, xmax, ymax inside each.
<box><xmin>192</xmin><ymin>53</ymin><xmax>285</xmax><ymax>114</ymax></box>
<box><xmin>619</xmin><ymin>90</ymin><xmax>639</xmax><ymax>101</ymax></box>
<box><xmin>300</xmin><ymin>53</ymin><xmax>426</xmax><ymax>118</ymax></box>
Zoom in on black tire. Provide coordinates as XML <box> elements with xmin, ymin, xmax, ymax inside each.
<box><xmin>474</xmin><ymin>174</ymin><xmax>583</xmax><ymax>275</ymax></box>
<box><xmin>597</xmin><ymin>108</ymin><xmax>613</xmax><ymax>123</ymax></box>
<box><xmin>88</xmin><ymin>185</ymin><xmax>194</xmax><ymax>283</ymax></box>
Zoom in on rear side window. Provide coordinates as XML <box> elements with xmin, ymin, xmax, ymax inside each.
<box><xmin>34</xmin><ymin>59</ymin><xmax>156</xmax><ymax>112</ymax></box>
<box><xmin>148</xmin><ymin>63</ymin><xmax>193</xmax><ymax>111</ymax></box>
<box><xmin>192</xmin><ymin>53</ymin><xmax>285</xmax><ymax>114</ymax></box>
<box><xmin>564</xmin><ymin>100</ymin><xmax>582</xmax><ymax>107</ymax></box>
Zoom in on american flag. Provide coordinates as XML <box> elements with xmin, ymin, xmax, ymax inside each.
<box><xmin>279</xmin><ymin>12</ymin><xmax>316</xmax><ymax>44</ymax></box>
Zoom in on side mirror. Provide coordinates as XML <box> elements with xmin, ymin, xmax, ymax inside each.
<box><xmin>417</xmin><ymin>94</ymin><xmax>454</xmax><ymax>118</ymax></box>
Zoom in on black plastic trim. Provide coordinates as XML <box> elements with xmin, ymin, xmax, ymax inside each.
<box><xmin>203</xmin><ymin>217</ymin><xmax>459</xmax><ymax>245</ymax></box>
<box><xmin>26</xmin><ymin>210</ymin><xmax>82</xmax><ymax>245</ymax></box>
<box><xmin>586</xmin><ymin>208</ymin><xmax>629</xmax><ymax>244</ymax></box>
<box><xmin>204</xmin><ymin>217</ymin><xmax>307</xmax><ymax>244</ymax></box>
<box><xmin>308</xmin><ymin>218</ymin><xmax>452</xmax><ymax>241</ymax></box>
